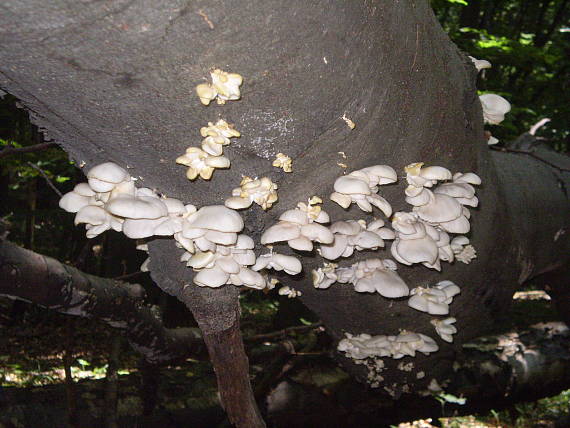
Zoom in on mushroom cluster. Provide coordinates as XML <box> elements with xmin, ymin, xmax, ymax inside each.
<box><xmin>261</xmin><ymin>197</ymin><xmax>333</xmax><ymax>251</ymax></box>
<box><xmin>431</xmin><ymin>317</ymin><xmax>457</xmax><ymax>343</ymax></box>
<box><xmin>195</xmin><ymin>69</ymin><xmax>243</xmax><ymax>105</ymax></box>
<box><xmin>330</xmin><ymin>165</ymin><xmax>397</xmax><ymax>216</ymax></box>
<box><xmin>404</xmin><ymin>163</ymin><xmax>478</xmax><ymax>234</ymax></box>
<box><xmin>278</xmin><ymin>285</ymin><xmax>303</xmax><ymax>298</ymax></box>
<box><xmin>272</xmin><ymin>153</ymin><xmax>292</xmax><ymax>172</ymax></box>
<box><xmin>312</xmin><ymin>262</ymin><xmax>339</xmax><ymax>289</ymax></box>
<box><xmin>252</xmin><ymin>251</ymin><xmax>302</xmax><ymax>275</ymax></box>
<box><xmin>450</xmin><ymin>236</ymin><xmax>477</xmax><ymax>264</ymax></box>
<box><xmin>390</xmin><ymin>212</ymin><xmax>454</xmax><ymax>271</ymax></box>
<box><xmin>176</xmin><ymin>119</ymin><xmax>240</xmax><ymax>180</ymax></box>
<box><xmin>225</xmin><ymin>176</ymin><xmax>278</xmax><ymax>210</ymax></box>
<box><xmin>338</xmin><ymin>331</ymin><xmax>439</xmax><ymax>360</ymax></box>
<box><xmin>177</xmin><ymin>206</ymin><xmax>268</xmax><ymax>289</ymax></box>
<box><xmin>59</xmin><ymin>162</ymin><xmax>196</xmax><ymax>240</ymax></box>
<box><xmin>318</xmin><ymin>219</ymin><xmax>395</xmax><ymax>260</ymax></box>
<box><xmin>407</xmin><ymin>280</ymin><xmax>461</xmax><ymax>315</ymax></box>
<box><xmin>334</xmin><ymin>259</ymin><xmax>409</xmax><ymax>298</ymax></box>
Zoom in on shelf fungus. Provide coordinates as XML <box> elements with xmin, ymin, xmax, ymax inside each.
<box><xmin>272</xmin><ymin>153</ymin><xmax>293</xmax><ymax>172</ymax></box>
<box><xmin>479</xmin><ymin>93</ymin><xmax>511</xmax><ymax>125</ymax></box>
<box><xmin>390</xmin><ymin>212</ymin><xmax>454</xmax><ymax>271</ymax></box>
<box><xmin>261</xmin><ymin>197</ymin><xmax>333</xmax><ymax>251</ymax></box>
<box><xmin>408</xmin><ymin>280</ymin><xmax>461</xmax><ymax>315</ymax></box>
<box><xmin>335</xmin><ymin>258</ymin><xmax>409</xmax><ymax>298</ymax></box>
<box><xmin>338</xmin><ymin>331</ymin><xmax>439</xmax><ymax>360</ymax></box>
<box><xmin>278</xmin><ymin>285</ymin><xmax>302</xmax><ymax>298</ymax></box>
<box><xmin>330</xmin><ymin>165</ymin><xmax>397</xmax><ymax>216</ymax></box>
<box><xmin>252</xmin><ymin>252</ymin><xmax>302</xmax><ymax>275</ymax></box>
<box><xmin>319</xmin><ymin>219</ymin><xmax>395</xmax><ymax>261</ymax></box>
<box><xmin>404</xmin><ymin>164</ymin><xmax>481</xmax><ymax>235</ymax></box>
<box><xmin>225</xmin><ymin>176</ymin><xmax>278</xmax><ymax>210</ymax></box>
<box><xmin>196</xmin><ymin>69</ymin><xmax>243</xmax><ymax>105</ymax></box>
<box><xmin>431</xmin><ymin>317</ymin><xmax>457</xmax><ymax>343</ymax></box>
<box><xmin>468</xmin><ymin>56</ymin><xmax>492</xmax><ymax>72</ymax></box>
<box><xmin>312</xmin><ymin>262</ymin><xmax>339</xmax><ymax>289</ymax></box>
<box><xmin>176</xmin><ymin>147</ymin><xmax>230</xmax><ymax>180</ymax></box>
<box><xmin>450</xmin><ymin>236</ymin><xmax>477</xmax><ymax>264</ymax></box>
<box><xmin>200</xmin><ymin>119</ymin><xmax>241</xmax><ymax>156</ymax></box>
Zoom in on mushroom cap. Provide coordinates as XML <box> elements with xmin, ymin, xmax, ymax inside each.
<box><xmin>419</xmin><ymin>166</ymin><xmax>452</xmax><ymax>181</ymax></box>
<box><xmin>272</xmin><ymin>253</ymin><xmax>303</xmax><ymax>275</ymax></box>
<box><xmin>231</xmin><ymin>268</ymin><xmax>266</xmax><ymax>289</ymax></box>
<box><xmin>87</xmin><ymin>162</ymin><xmax>130</xmax><ymax>192</ymax></box>
<box><xmin>353</xmin><ymin>230</ymin><xmax>384</xmax><ymax>249</ymax></box>
<box><xmin>359</xmin><ymin>165</ymin><xmax>398</xmax><ymax>185</ymax></box>
<box><xmin>479</xmin><ymin>94</ymin><xmax>511</xmax><ymax>124</ymax></box>
<box><xmin>300</xmin><ymin>223</ymin><xmax>335</xmax><ymax>244</ymax></box>
<box><xmin>330</xmin><ymin>192</ymin><xmax>352</xmax><ymax>209</ymax></box>
<box><xmin>367</xmin><ymin>194</ymin><xmax>393</xmax><ymax>217</ymax></box>
<box><xmin>319</xmin><ymin>235</ymin><xmax>349</xmax><ymax>260</ymax></box>
<box><xmin>225</xmin><ymin>196</ymin><xmax>253</xmax><ymax>210</ymax></box>
<box><xmin>288</xmin><ymin>236</ymin><xmax>314</xmax><ymax>251</ymax></box>
<box><xmin>414</xmin><ymin>193</ymin><xmax>463</xmax><ymax>223</ymax></box>
<box><xmin>186</xmin><ymin>205</ymin><xmax>244</xmax><ymax>232</ymax></box>
<box><xmin>215</xmin><ymin>256</ymin><xmax>241</xmax><ymax>274</ymax></box>
<box><xmin>439</xmin><ymin>215</ymin><xmax>471</xmax><ymax>234</ymax></box>
<box><xmin>279</xmin><ymin>209</ymin><xmax>309</xmax><ymax>225</ymax></box>
<box><xmin>194</xmin><ymin>266</ymin><xmax>230</xmax><ymax>288</ymax></box>
<box><xmin>261</xmin><ymin>222</ymin><xmax>301</xmax><ymax>244</ymax></box>
<box><xmin>162</xmin><ymin>198</ymin><xmax>186</xmax><ymax>214</ymax></box>
<box><xmin>74</xmin><ymin>183</ymin><xmax>96</xmax><ymax>197</ymax></box>
<box><xmin>122</xmin><ymin>217</ymin><xmax>165</xmax><ymax>239</ymax></box>
<box><xmin>75</xmin><ymin>205</ymin><xmax>110</xmax><ymax>227</ymax></box>
<box><xmin>204</xmin><ymin>230</ymin><xmax>237</xmax><ymax>245</ymax></box>
<box><xmin>186</xmin><ymin>251</ymin><xmax>216</xmax><ymax>269</ymax></box>
<box><xmin>153</xmin><ymin>217</ymin><xmax>183</xmax><ymax>235</ymax></box>
<box><xmin>334</xmin><ymin>176</ymin><xmax>371</xmax><ymax>195</ymax></box>
<box><xmin>453</xmin><ymin>172</ymin><xmax>482</xmax><ymax>185</ymax></box>
<box><xmin>59</xmin><ymin>191</ymin><xmax>91</xmax><ymax>213</ymax></box>
<box><xmin>434</xmin><ymin>183</ymin><xmax>475</xmax><ymax>199</ymax></box>
<box><xmin>392</xmin><ymin>236</ymin><xmax>439</xmax><ymax>265</ymax></box>
<box><xmin>106</xmin><ymin>195</ymin><xmax>169</xmax><ymax>219</ymax></box>
<box><xmin>330</xmin><ymin>220</ymin><xmax>362</xmax><ymax>236</ymax></box>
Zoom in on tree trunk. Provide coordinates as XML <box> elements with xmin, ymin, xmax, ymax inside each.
<box><xmin>1</xmin><ymin>0</ymin><xmax>569</xmax><ymax>414</ymax></box>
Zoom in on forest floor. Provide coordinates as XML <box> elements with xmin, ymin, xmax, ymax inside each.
<box><xmin>0</xmin><ymin>289</ymin><xmax>568</xmax><ymax>428</ymax></box>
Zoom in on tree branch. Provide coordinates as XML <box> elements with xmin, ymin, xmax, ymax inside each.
<box><xmin>0</xmin><ymin>238</ymin><xmax>204</xmax><ymax>364</ymax></box>
<box><xmin>490</xmin><ymin>146</ymin><xmax>570</xmax><ymax>172</ymax></box>
<box><xmin>27</xmin><ymin>161</ymin><xmax>63</xmax><ymax>197</ymax></box>
<box><xmin>0</xmin><ymin>142</ymin><xmax>58</xmax><ymax>158</ymax></box>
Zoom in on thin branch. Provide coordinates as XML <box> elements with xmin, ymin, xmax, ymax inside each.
<box><xmin>27</xmin><ymin>161</ymin><xmax>63</xmax><ymax>197</ymax></box>
<box><xmin>0</xmin><ymin>142</ymin><xmax>58</xmax><ymax>158</ymax></box>
<box><xmin>490</xmin><ymin>146</ymin><xmax>570</xmax><ymax>172</ymax></box>
<box><xmin>245</xmin><ymin>323</ymin><xmax>324</xmax><ymax>343</ymax></box>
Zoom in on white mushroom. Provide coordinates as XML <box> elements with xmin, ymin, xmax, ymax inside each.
<box><xmin>479</xmin><ymin>93</ymin><xmax>511</xmax><ymax>125</ymax></box>
<box><xmin>311</xmin><ymin>262</ymin><xmax>338</xmax><ymax>289</ymax></box>
<box><xmin>195</xmin><ymin>69</ymin><xmax>243</xmax><ymax>105</ymax></box>
<box><xmin>450</xmin><ymin>236</ymin><xmax>477</xmax><ymax>264</ymax></box>
<box><xmin>272</xmin><ymin>153</ymin><xmax>292</xmax><ymax>172</ymax></box>
<box><xmin>408</xmin><ymin>280</ymin><xmax>461</xmax><ymax>315</ymax></box>
<box><xmin>225</xmin><ymin>176</ymin><xmax>278</xmax><ymax>210</ymax></box>
<box><xmin>336</xmin><ymin>259</ymin><xmax>409</xmax><ymax>298</ymax></box>
<box><xmin>431</xmin><ymin>317</ymin><xmax>457</xmax><ymax>343</ymax></box>
<box><xmin>200</xmin><ymin>119</ymin><xmax>241</xmax><ymax>156</ymax></box>
<box><xmin>176</xmin><ymin>147</ymin><xmax>230</xmax><ymax>180</ymax></box>
<box><xmin>468</xmin><ymin>56</ymin><xmax>492</xmax><ymax>72</ymax></box>
<box><xmin>319</xmin><ymin>219</ymin><xmax>394</xmax><ymax>261</ymax></box>
<box><xmin>337</xmin><ymin>331</ymin><xmax>439</xmax><ymax>360</ymax></box>
<box><xmin>86</xmin><ymin>162</ymin><xmax>130</xmax><ymax>193</ymax></box>
<box><xmin>330</xmin><ymin>165</ymin><xmax>396</xmax><ymax>216</ymax></box>
<box><xmin>252</xmin><ymin>252</ymin><xmax>302</xmax><ymax>275</ymax></box>
<box><xmin>261</xmin><ymin>197</ymin><xmax>333</xmax><ymax>251</ymax></box>
<box><xmin>278</xmin><ymin>285</ymin><xmax>302</xmax><ymax>298</ymax></box>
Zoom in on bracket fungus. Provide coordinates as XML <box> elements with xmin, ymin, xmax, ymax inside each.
<box><xmin>330</xmin><ymin>165</ymin><xmax>397</xmax><ymax>216</ymax></box>
<box><xmin>312</xmin><ymin>262</ymin><xmax>338</xmax><ymax>289</ymax></box>
<box><xmin>431</xmin><ymin>317</ymin><xmax>457</xmax><ymax>343</ymax></box>
<box><xmin>408</xmin><ymin>280</ymin><xmax>461</xmax><ymax>315</ymax></box>
<box><xmin>176</xmin><ymin>147</ymin><xmax>230</xmax><ymax>180</ymax></box>
<box><xmin>272</xmin><ymin>153</ymin><xmax>293</xmax><ymax>172</ymax></box>
<box><xmin>261</xmin><ymin>197</ymin><xmax>333</xmax><ymax>251</ymax></box>
<box><xmin>338</xmin><ymin>331</ymin><xmax>439</xmax><ymax>360</ymax></box>
<box><xmin>335</xmin><ymin>259</ymin><xmax>409</xmax><ymax>298</ymax></box>
<box><xmin>390</xmin><ymin>212</ymin><xmax>452</xmax><ymax>271</ymax></box>
<box><xmin>252</xmin><ymin>252</ymin><xmax>302</xmax><ymax>275</ymax></box>
<box><xmin>195</xmin><ymin>69</ymin><xmax>243</xmax><ymax>105</ymax></box>
<box><xmin>479</xmin><ymin>93</ymin><xmax>511</xmax><ymax>125</ymax></box>
<box><xmin>225</xmin><ymin>176</ymin><xmax>278</xmax><ymax>210</ymax></box>
<box><xmin>200</xmin><ymin>119</ymin><xmax>241</xmax><ymax>156</ymax></box>
<box><xmin>319</xmin><ymin>219</ymin><xmax>395</xmax><ymax>261</ymax></box>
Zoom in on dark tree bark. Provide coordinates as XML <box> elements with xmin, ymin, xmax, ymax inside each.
<box><xmin>0</xmin><ymin>238</ymin><xmax>203</xmax><ymax>364</ymax></box>
<box><xmin>1</xmin><ymin>0</ymin><xmax>569</xmax><ymax>424</ymax></box>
